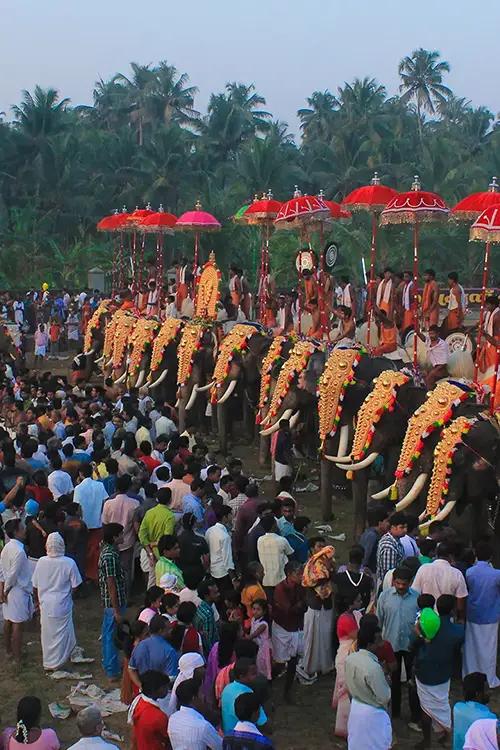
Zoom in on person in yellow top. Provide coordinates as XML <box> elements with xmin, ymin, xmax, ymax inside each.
<box><xmin>138</xmin><ymin>487</ymin><xmax>175</xmax><ymax>587</ymax></box>
<box><xmin>240</xmin><ymin>561</ymin><xmax>267</xmax><ymax>618</ymax></box>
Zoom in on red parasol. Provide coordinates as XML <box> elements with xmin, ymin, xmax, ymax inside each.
<box><xmin>470</xmin><ymin>203</ymin><xmax>500</xmax><ymax>410</ymax></box>
<box><xmin>342</xmin><ymin>173</ymin><xmax>398</xmax><ymax>346</ymax></box>
<box><xmin>322</xmin><ymin>199</ymin><xmax>352</xmax><ymax>220</ymax></box>
<box><xmin>175</xmin><ymin>201</ymin><xmax>221</xmax><ymax>271</ymax></box>
<box><xmin>244</xmin><ymin>192</ymin><xmax>282</xmax><ymax>323</ymax></box>
<box><xmin>96</xmin><ymin>208</ymin><xmax>131</xmax><ymax>294</ymax></box>
<box><xmin>380</xmin><ymin>176</ymin><xmax>449</xmax><ymax>367</ymax></box>
<box><xmin>139</xmin><ymin>206</ymin><xmax>178</xmax><ymax>311</ymax></box>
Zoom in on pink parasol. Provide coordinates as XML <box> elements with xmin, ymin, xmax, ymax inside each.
<box><xmin>175</xmin><ymin>201</ymin><xmax>221</xmax><ymax>271</ymax></box>
<box><xmin>381</xmin><ymin>176</ymin><xmax>449</xmax><ymax>368</ymax></box>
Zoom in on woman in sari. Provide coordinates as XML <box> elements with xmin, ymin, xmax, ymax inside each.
<box><xmin>300</xmin><ymin>545</ymin><xmax>336</xmax><ymax>682</ymax></box>
<box><xmin>332</xmin><ymin>592</ymin><xmax>362</xmax><ymax>738</ymax></box>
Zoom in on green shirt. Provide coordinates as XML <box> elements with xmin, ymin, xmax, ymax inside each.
<box><xmin>98</xmin><ymin>542</ymin><xmax>127</xmax><ymax>609</ymax></box>
<box><xmin>138</xmin><ymin>504</ymin><xmax>175</xmax><ymax>556</ymax></box>
<box><xmin>155</xmin><ymin>556</ymin><xmax>185</xmax><ymax>589</ymax></box>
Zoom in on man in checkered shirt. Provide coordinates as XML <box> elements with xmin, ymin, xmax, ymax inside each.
<box><xmin>376</xmin><ymin>512</ymin><xmax>407</xmax><ymax>588</ymax></box>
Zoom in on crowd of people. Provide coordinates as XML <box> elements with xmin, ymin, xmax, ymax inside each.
<box><xmin>0</xmin><ymin>369</ymin><xmax>497</xmax><ymax>750</ymax></box>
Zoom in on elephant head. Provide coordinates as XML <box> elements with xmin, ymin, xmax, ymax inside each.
<box><xmin>108</xmin><ymin>312</ymin><xmax>139</xmax><ymax>384</ymax></box>
<box><xmin>127</xmin><ymin>317</ymin><xmax>161</xmax><ymax>389</ymax></box>
<box><xmin>211</xmin><ymin>325</ymin><xmax>273</xmax><ymax>454</ymax></box>
<box><xmin>146</xmin><ymin>317</ymin><xmax>185</xmax><ymax>401</ymax></box>
<box><xmin>73</xmin><ymin>299</ymin><xmax>116</xmax><ymax>382</ymax></box>
<box><xmin>176</xmin><ymin>323</ymin><xmax>218</xmax><ymax>433</ymax></box>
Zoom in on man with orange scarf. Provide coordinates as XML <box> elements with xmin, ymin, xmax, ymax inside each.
<box><xmin>445</xmin><ymin>272</ymin><xmax>465</xmax><ymax>331</ymax></box>
<box><xmin>422</xmin><ymin>268</ymin><xmax>439</xmax><ymax>328</ymax></box>
<box><xmin>478</xmin><ymin>294</ymin><xmax>500</xmax><ymax>381</ymax></box>
<box><xmin>371</xmin><ymin>307</ymin><xmax>398</xmax><ymax>357</ymax></box>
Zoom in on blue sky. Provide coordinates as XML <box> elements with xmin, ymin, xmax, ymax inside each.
<box><xmin>1</xmin><ymin>0</ymin><xmax>498</xmax><ymax>135</ymax></box>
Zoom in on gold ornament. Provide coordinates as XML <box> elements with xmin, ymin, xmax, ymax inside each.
<box><xmin>150</xmin><ymin>318</ymin><xmax>184</xmax><ymax>372</ymax></box>
<box><xmin>112</xmin><ymin>313</ymin><xmax>138</xmax><ymax>369</ymax></box>
<box><xmin>103</xmin><ymin>309</ymin><xmax>129</xmax><ymax>361</ymax></box>
<box><xmin>195</xmin><ymin>256</ymin><xmax>221</xmax><ymax>319</ymax></box>
<box><xmin>258</xmin><ymin>336</ymin><xmax>287</xmax><ymax>414</ymax></box>
<box><xmin>210</xmin><ymin>324</ymin><xmax>259</xmax><ymax>402</ymax></box>
<box><xmin>351</xmin><ymin>371</ymin><xmax>409</xmax><ymax>460</ymax></box>
<box><xmin>129</xmin><ymin>317</ymin><xmax>160</xmax><ymax>373</ymax></box>
<box><xmin>177</xmin><ymin>322</ymin><xmax>205</xmax><ymax>386</ymax></box>
<box><xmin>425</xmin><ymin>416</ymin><xmax>474</xmax><ymax>517</ymax></box>
<box><xmin>318</xmin><ymin>348</ymin><xmax>361</xmax><ymax>449</ymax></box>
<box><xmin>263</xmin><ymin>340</ymin><xmax>316</xmax><ymax>424</ymax></box>
<box><xmin>84</xmin><ymin>299</ymin><xmax>112</xmax><ymax>353</ymax></box>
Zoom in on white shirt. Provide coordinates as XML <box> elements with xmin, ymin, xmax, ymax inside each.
<box><xmin>412</xmin><ymin>558</ymin><xmax>468</xmax><ymax>600</ymax></box>
<box><xmin>425</xmin><ymin>336</ymin><xmax>449</xmax><ymax>366</ymax></box>
<box><xmin>168</xmin><ymin>706</ymin><xmax>222</xmax><ymax>750</ymax></box>
<box><xmin>234</xmin><ymin>721</ymin><xmax>263</xmax><ymax>736</ymax></box>
<box><xmin>32</xmin><ymin>555</ymin><xmax>82</xmax><ymax>617</ymax></box>
<box><xmin>153</xmin><ymin>415</ymin><xmax>177</xmax><ymax>439</ymax></box>
<box><xmin>257</xmin><ymin>532</ymin><xmax>294</xmax><ymax>586</ymax></box>
<box><xmin>48</xmin><ymin>469</ymin><xmax>74</xmax><ymax>500</ymax></box>
<box><xmin>205</xmin><ymin>522</ymin><xmax>234</xmax><ymax>578</ymax></box>
<box><xmin>74</xmin><ymin>477</ymin><xmax>108</xmax><ymax>529</ymax></box>
<box><xmin>67</xmin><ymin>736</ymin><xmax>118</xmax><ymax>750</ymax></box>
<box><xmin>0</xmin><ymin>539</ymin><xmax>32</xmax><ymax>594</ymax></box>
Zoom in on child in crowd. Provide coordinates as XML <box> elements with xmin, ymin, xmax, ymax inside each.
<box><xmin>249</xmin><ymin>599</ymin><xmax>272</xmax><ymax>680</ymax></box>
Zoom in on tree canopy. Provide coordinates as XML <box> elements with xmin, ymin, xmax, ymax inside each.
<box><xmin>0</xmin><ymin>49</ymin><xmax>498</xmax><ymax>289</ymax></box>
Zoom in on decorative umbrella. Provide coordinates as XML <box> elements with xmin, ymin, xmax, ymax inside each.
<box><xmin>451</xmin><ymin>178</ymin><xmax>500</xmax><ymax>380</ymax></box>
<box><xmin>274</xmin><ymin>188</ymin><xmax>330</xmax><ymax>335</ymax></box>
<box><xmin>175</xmin><ymin>201</ymin><xmax>221</xmax><ymax>272</ymax></box>
<box><xmin>96</xmin><ymin>208</ymin><xmax>131</xmax><ymax>294</ymax></box>
<box><xmin>380</xmin><ymin>176</ymin><xmax>449</xmax><ymax>367</ymax></box>
<box><xmin>342</xmin><ymin>173</ymin><xmax>398</xmax><ymax>345</ymax></box>
<box><xmin>244</xmin><ymin>191</ymin><xmax>282</xmax><ymax>322</ymax></box>
<box><xmin>469</xmin><ymin>203</ymin><xmax>500</xmax><ymax>411</ymax></box>
<box><xmin>124</xmin><ymin>205</ymin><xmax>154</xmax><ymax>291</ymax></box>
<box><xmin>140</xmin><ymin>206</ymin><xmax>177</xmax><ymax>312</ymax></box>
<box><xmin>232</xmin><ymin>202</ymin><xmax>252</xmax><ymax>225</ymax></box>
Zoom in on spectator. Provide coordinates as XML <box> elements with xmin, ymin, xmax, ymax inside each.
<box><xmin>67</xmin><ymin>706</ymin><xmax>118</xmax><ymax>750</ymax></box>
<box><xmin>98</xmin><ymin>523</ymin><xmax>127</xmax><ymax>680</ymax></box>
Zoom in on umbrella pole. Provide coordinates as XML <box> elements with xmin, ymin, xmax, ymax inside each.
<box><xmin>412</xmin><ymin>222</ymin><xmax>420</xmax><ymax>370</ymax></box>
<box><xmin>490</xmin><ymin>345</ymin><xmax>499</xmax><ymax>414</ymax></box>
<box><xmin>473</xmin><ymin>241</ymin><xmax>491</xmax><ymax>383</ymax></box>
<box><xmin>139</xmin><ymin>233</ymin><xmax>146</xmax><ymax>291</ymax></box>
<box><xmin>318</xmin><ymin>222</ymin><xmax>327</xmax><ymax>337</ymax></box>
<box><xmin>259</xmin><ymin>226</ymin><xmax>266</xmax><ymax>323</ymax></box>
<box><xmin>366</xmin><ymin>212</ymin><xmax>377</xmax><ymax>347</ymax></box>
<box><xmin>156</xmin><ymin>234</ymin><xmax>164</xmax><ymax>315</ymax></box>
<box><xmin>111</xmin><ymin>235</ymin><xmax>117</xmax><ymax>297</ymax></box>
<box><xmin>194</xmin><ymin>232</ymin><xmax>199</xmax><ymax>274</ymax></box>
<box><xmin>131</xmin><ymin>231</ymin><xmax>137</xmax><ymax>295</ymax></box>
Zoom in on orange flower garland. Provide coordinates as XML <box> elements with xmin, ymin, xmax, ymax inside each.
<box><xmin>256</xmin><ymin>336</ymin><xmax>288</xmax><ymax>424</ymax></box>
<box><xmin>84</xmin><ymin>299</ymin><xmax>112</xmax><ymax>353</ymax></box>
<box><xmin>112</xmin><ymin>313</ymin><xmax>138</xmax><ymax>369</ymax></box>
<box><xmin>150</xmin><ymin>318</ymin><xmax>184</xmax><ymax>373</ymax></box>
<box><xmin>177</xmin><ymin>323</ymin><xmax>205</xmax><ymax>386</ymax></box>
<box><xmin>425</xmin><ymin>416</ymin><xmax>475</xmax><ymax>518</ymax></box>
<box><xmin>317</xmin><ymin>348</ymin><xmax>363</xmax><ymax>450</ymax></box>
<box><xmin>210</xmin><ymin>324</ymin><xmax>259</xmax><ymax>404</ymax></box>
<box><xmin>103</xmin><ymin>309</ymin><xmax>127</xmax><ymax>361</ymax></box>
<box><xmin>129</xmin><ymin>318</ymin><xmax>160</xmax><ymax>374</ymax></box>
<box><xmin>263</xmin><ymin>340</ymin><xmax>317</xmax><ymax>424</ymax></box>
<box><xmin>394</xmin><ymin>381</ymin><xmax>471</xmax><ymax>479</ymax></box>
<box><xmin>350</xmin><ymin>371</ymin><xmax>409</xmax><ymax>460</ymax></box>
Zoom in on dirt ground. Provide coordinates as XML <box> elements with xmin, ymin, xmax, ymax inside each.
<box><xmin>1</xmin><ymin>434</ymin><xmax>498</xmax><ymax>749</ymax></box>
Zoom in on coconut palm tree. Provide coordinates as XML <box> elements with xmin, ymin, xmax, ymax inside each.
<box><xmin>398</xmin><ymin>48</ymin><xmax>452</xmax><ymax>145</ymax></box>
<box><xmin>298</xmin><ymin>90</ymin><xmax>338</xmax><ymax>142</ymax></box>
<box><xmin>12</xmin><ymin>86</ymin><xmax>70</xmax><ymax>139</ymax></box>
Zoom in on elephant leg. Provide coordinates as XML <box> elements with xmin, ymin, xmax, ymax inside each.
<box><xmin>217</xmin><ymin>403</ymin><xmax>229</xmax><ymax>456</ymax></box>
<box><xmin>320</xmin><ymin>459</ymin><xmax>333</xmax><ymax>521</ymax></box>
<box><xmin>352</xmin><ymin>469</ymin><xmax>369</xmax><ymax>540</ymax></box>
<box><xmin>259</xmin><ymin>435</ymin><xmax>270</xmax><ymax>468</ymax></box>
<box><xmin>243</xmin><ymin>396</ymin><xmax>255</xmax><ymax>444</ymax></box>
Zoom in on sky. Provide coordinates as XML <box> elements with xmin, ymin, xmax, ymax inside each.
<box><xmin>1</xmin><ymin>0</ymin><xmax>499</xmax><ymax>137</ymax></box>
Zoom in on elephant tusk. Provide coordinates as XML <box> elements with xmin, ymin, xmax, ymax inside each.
<box><xmin>95</xmin><ymin>355</ymin><xmax>105</xmax><ymax>364</ymax></box>
<box><xmin>149</xmin><ymin>369</ymin><xmax>168</xmax><ymax>389</ymax></box>
<box><xmin>325</xmin><ymin>453</ymin><xmax>348</xmax><ymax>463</ymax></box>
<box><xmin>395</xmin><ymin>473</ymin><xmax>428</xmax><ymax>511</ymax></box>
<box><xmin>217</xmin><ymin>379</ymin><xmax>237</xmax><ymax>405</ymax></box>
<box><xmin>197</xmin><ymin>380</ymin><xmax>216</xmax><ymax>393</ymax></box>
<box><xmin>185</xmin><ymin>384</ymin><xmax>199</xmax><ymax>411</ymax></box>
<box><xmin>371</xmin><ymin>485</ymin><xmax>393</xmax><ymax>500</ymax></box>
<box><xmin>135</xmin><ymin>368</ymin><xmax>146</xmax><ymax>389</ymax></box>
<box><xmin>337</xmin><ymin>452</ymin><xmax>379</xmax><ymax>471</ymax></box>
<box><xmin>175</xmin><ymin>398</ymin><xmax>180</xmax><ymax>408</ymax></box>
<box><xmin>260</xmin><ymin>420</ymin><xmax>281</xmax><ymax>437</ymax></box>
<box><xmin>114</xmin><ymin>368</ymin><xmax>128</xmax><ymax>385</ymax></box>
<box><xmin>84</xmin><ymin>347</ymin><xmax>96</xmax><ymax>356</ymax></box>
<box><xmin>418</xmin><ymin>500</ymin><xmax>456</xmax><ymax>532</ymax></box>
<box><xmin>325</xmin><ymin>425</ymin><xmax>351</xmax><ymax>461</ymax></box>
<box><xmin>289</xmin><ymin>410</ymin><xmax>300</xmax><ymax>429</ymax></box>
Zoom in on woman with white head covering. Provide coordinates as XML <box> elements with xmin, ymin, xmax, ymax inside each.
<box><xmin>464</xmin><ymin>718</ymin><xmax>499</xmax><ymax>750</ymax></box>
<box><xmin>32</xmin><ymin>531</ymin><xmax>82</xmax><ymax>670</ymax></box>
<box><xmin>166</xmin><ymin>652</ymin><xmax>205</xmax><ymax>715</ymax></box>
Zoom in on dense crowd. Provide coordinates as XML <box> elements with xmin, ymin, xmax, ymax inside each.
<box><xmin>0</xmin><ymin>370</ymin><xmax>497</xmax><ymax>750</ymax></box>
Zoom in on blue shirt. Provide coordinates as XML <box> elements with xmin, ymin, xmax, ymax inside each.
<box><xmin>466</xmin><ymin>561</ymin><xmax>500</xmax><ymax>624</ymax></box>
<box><xmin>452</xmin><ymin>700</ymin><xmax>497</xmax><ymax>750</ymax></box>
<box><xmin>221</xmin><ymin>682</ymin><xmax>267</xmax><ymax>734</ymax></box>
<box><xmin>415</xmin><ymin>616</ymin><xmax>464</xmax><ymax>686</ymax></box>
<box><xmin>129</xmin><ymin>634</ymin><xmax>179</xmax><ymax>678</ymax></box>
<box><xmin>27</xmin><ymin>457</ymin><xmax>46</xmax><ymax>471</ymax></box>
<box><xmin>376</xmin><ymin>587</ymin><xmax>419</xmax><ymax>653</ymax></box>
<box><xmin>182</xmin><ymin>493</ymin><xmax>205</xmax><ymax>525</ymax></box>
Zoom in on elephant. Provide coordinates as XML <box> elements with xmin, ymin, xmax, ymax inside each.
<box><xmin>73</xmin><ymin>299</ymin><xmax>116</xmax><ymax>382</ymax></box>
<box><xmin>127</xmin><ymin>317</ymin><xmax>161</xmax><ymax>389</ymax></box>
<box><xmin>145</xmin><ymin>317</ymin><xmax>185</xmax><ymax>405</ymax></box>
<box><xmin>106</xmin><ymin>311</ymin><xmax>140</xmax><ymax>385</ymax></box>
<box><xmin>209</xmin><ymin>324</ymin><xmax>275</xmax><ymax>455</ymax></box>
<box><xmin>175</xmin><ymin>322</ymin><xmax>219</xmax><ymax>433</ymax></box>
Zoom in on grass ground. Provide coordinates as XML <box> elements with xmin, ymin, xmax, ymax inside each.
<box><xmin>1</xmin><ymin>438</ymin><xmax>498</xmax><ymax>749</ymax></box>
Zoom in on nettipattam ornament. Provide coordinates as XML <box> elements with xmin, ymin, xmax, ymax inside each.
<box><xmin>150</xmin><ymin>318</ymin><xmax>184</xmax><ymax>373</ymax></box>
<box><xmin>112</xmin><ymin>313</ymin><xmax>138</xmax><ymax>369</ymax></box>
<box><xmin>262</xmin><ymin>340</ymin><xmax>317</xmax><ymax>425</ymax></box>
<box><xmin>317</xmin><ymin>348</ymin><xmax>363</xmax><ymax>450</ymax></box>
<box><xmin>129</xmin><ymin>318</ymin><xmax>160</xmax><ymax>374</ymax></box>
<box><xmin>177</xmin><ymin>322</ymin><xmax>205</xmax><ymax>387</ymax></box>
<box><xmin>103</xmin><ymin>309</ymin><xmax>129</xmax><ymax>361</ymax></box>
<box><xmin>84</xmin><ymin>299</ymin><xmax>112</xmax><ymax>353</ymax></box>
<box><xmin>350</xmin><ymin>371</ymin><xmax>410</xmax><ymax>461</ymax></box>
<box><xmin>195</xmin><ymin>252</ymin><xmax>221</xmax><ymax>320</ymax></box>
<box><xmin>257</xmin><ymin>336</ymin><xmax>289</xmax><ymax>423</ymax></box>
<box><xmin>425</xmin><ymin>416</ymin><xmax>475</xmax><ymax>518</ymax></box>
<box><xmin>394</xmin><ymin>381</ymin><xmax>471</xmax><ymax>479</ymax></box>
<box><xmin>210</xmin><ymin>324</ymin><xmax>259</xmax><ymax>404</ymax></box>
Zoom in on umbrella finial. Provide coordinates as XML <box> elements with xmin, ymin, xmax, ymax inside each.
<box><xmin>195</xmin><ymin>200</ymin><xmax>202</xmax><ymax>210</ymax></box>
<box><xmin>371</xmin><ymin>172</ymin><xmax>381</xmax><ymax>185</ymax></box>
<box><xmin>121</xmin><ymin>205</ymin><xmax>127</xmax><ymax>213</ymax></box>
<box><xmin>158</xmin><ymin>203</ymin><xmax>164</xmax><ymax>213</ymax></box>
<box><xmin>318</xmin><ymin>189</ymin><xmax>325</xmax><ymax>200</ymax></box>
<box><xmin>112</xmin><ymin>208</ymin><xmax>119</xmax><ymax>215</ymax></box>
<box><xmin>254</xmin><ymin>193</ymin><xmax>259</xmax><ymax>202</ymax></box>
<box><xmin>293</xmin><ymin>185</ymin><xmax>302</xmax><ymax>198</ymax></box>
<box><xmin>146</xmin><ymin>202</ymin><xmax>152</xmax><ymax>211</ymax></box>
<box><xmin>489</xmin><ymin>176</ymin><xmax>499</xmax><ymax>192</ymax></box>
<box><xmin>412</xmin><ymin>175</ymin><xmax>421</xmax><ymax>191</ymax></box>
<box><xmin>266</xmin><ymin>189</ymin><xmax>273</xmax><ymax>200</ymax></box>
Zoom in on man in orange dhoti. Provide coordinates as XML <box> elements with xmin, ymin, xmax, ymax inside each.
<box><xmin>445</xmin><ymin>272</ymin><xmax>465</xmax><ymax>331</ymax></box>
<box><xmin>371</xmin><ymin>307</ymin><xmax>398</xmax><ymax>357</ymax></box>
<box><xmin>302</xmin><ymin>269</ymin><xmax>317</xmax><ymax>306</ymax></box>
<box><xmin>175</xmin><ymin>258</ymin><xmax>189</xmax><ymax>312</ymax></box>
<box><xmin>422</xmin><ymin>268</ymin><xmax>439</xmax><ymax>328</ymax></box>
<box><xmin>478</xmin><ymin>295</ymin><xmax>500</xmax><ymax>379</ymax></box>
<box><xmin>306</xmin><ymin>298</ymin><xmax>322</xmax><ymax>339</ymax></box>
<box><xmin>375</xmin><ymin>268</ymin><xmax>395</xmax><ymax>320</ymax></box>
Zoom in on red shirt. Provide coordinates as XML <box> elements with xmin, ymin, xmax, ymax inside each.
<box><xmin>132</xmin><ymin>697</ymin><xmax>171</xmax><ymax>750</ymax></box>
<box><xmin>139</xmin><ymin>455</ymin><xmax>162</xmax><ymax>476</ymax></box>
<box><xmin>25</xmin><ymin>485</ymin><xmax>54</xmax><ymax>509</ymax></box>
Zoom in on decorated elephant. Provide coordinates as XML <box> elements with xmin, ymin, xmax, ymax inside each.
<box><xmin>146</xmin><ymin>318</ymin><xmax>185</xmax><ymax>404</ymax></box>
<box><xmin>127</xmin><ymin>317</ymin><xmax>161</xmax><ymax>389</ymax></box>
<box><xmin>73</xmin><ymin>299</ymin><xmax>116</xmax><ymax>382</ymax></box>
<box><xmin>208</xmin><ymin>324</ymin><xmax>275</xmax><ymax>455</ymax></box>
<box><xmin>103</xmin><ymin>310</ymin><xmax>139</xmax><ymax>385</ymax></box>
<box><xmin>176</xmin><ymin>322</ymin><xmax>219</xmax><ymax>433</ymax></box>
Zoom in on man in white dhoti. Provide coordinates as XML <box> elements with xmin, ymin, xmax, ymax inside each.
<box><xmin>345</xmin><ymin>621</ymin><xmax>392</xmax><ymax>750</ymax></box>
<box><xmin>32</xmin><ymin>532</ymin><xmax>82</xmax><ymax>670</ymax></box>
<box><xmin>0</xmin><ymin>519</ymin><xmax>33</xmax><ymax>662</ymax></box>
<box><xmin>463</xmin><ymin>540</ymin><xmax>500</xmax><ymax>688</ymax></box>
